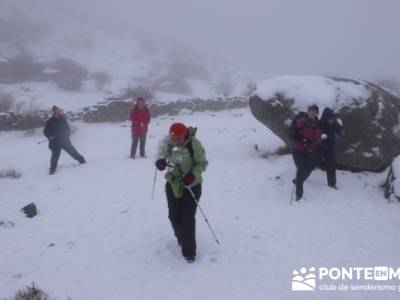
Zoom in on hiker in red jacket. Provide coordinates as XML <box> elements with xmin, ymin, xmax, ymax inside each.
<box><xmin>130</xmin><ymin>97</ymin><xmax>150</xmax><ymax>158</ymax></box>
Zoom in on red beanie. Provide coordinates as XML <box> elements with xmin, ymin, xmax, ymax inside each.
<box><xmin>169</xmin><ymin>122</ymin><xmax>188</xmax><ymax>138</ymax></box>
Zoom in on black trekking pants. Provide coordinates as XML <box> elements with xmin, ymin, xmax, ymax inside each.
<box><xmin>314</xmin><ymin>148</ymin><xmax>336</xmax><ymax>187</ymax></box>
<box><xmin>292</xmin><ymin>150</ymin><xmax>314</xmax><ymax>199</ymax></box>
<box><xmin>50</xmin><ymin>139</ymin><xmax>84</xmax><ymax>171</ymax></box>
<box><xmin>166</xmin><ymin>182</ymin><xmax>202</xmax><ymax>258</ymax></box>
<box><xmin>130</xmin><ymin>133</ymin><xmax>146</xmax><ymax>157</ymax></box>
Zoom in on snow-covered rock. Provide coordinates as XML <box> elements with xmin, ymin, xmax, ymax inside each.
<box><xmin>249</xmin><ymin>75</ymin><xmax>400</xmax><ymax>172</ymax></box>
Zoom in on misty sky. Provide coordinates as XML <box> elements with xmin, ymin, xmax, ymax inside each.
<box><xmin>4</xmin><ymin>0</ymin><xmax>400</xmax><ymax>80</ymax></box>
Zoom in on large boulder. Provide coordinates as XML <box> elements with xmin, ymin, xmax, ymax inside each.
<box><xmin>249</xmin><ymin>75</ymin><xmax>400</xmax><ymax>172</ymax></box>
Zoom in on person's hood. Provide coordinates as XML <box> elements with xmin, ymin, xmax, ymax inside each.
<box><xmin>321</xmin><ymin>107</ymin><xmax>335</xmax><ymax>122</ymax></box>
<box><xmin>134</xmin><ymin>97</ymin><xmax>146</xmax><ymax>111</ymax></box>
<box><xmin>136</xmin><ymin>96</ymin><xmax>145</xmax><ymax>105</ymax></box>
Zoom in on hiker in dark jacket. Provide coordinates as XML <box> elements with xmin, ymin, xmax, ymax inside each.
<box><xmin>43</xmin><ymin>106</ymin><xmax>85</xmax><ymax>175</ymax></box>
<box><xmin>155</xmin><ymin>123</ymin><xmax>208</xmax><ymax>263</ymax></box>
<box><xmin>290</xmin><ymin>104</ymin><xmax>321</xmax><ymax>201</ymax></box>
<box><xmin>315</xmin><ymin>107</ymin><xmax>344</xmax><ymax>189</ymax></box>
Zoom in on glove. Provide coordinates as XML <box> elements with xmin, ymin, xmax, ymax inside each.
<box><xmin>303</xmin><ymin>139</ymin><xmax>314</xmax><ymax>152</ymax></box>
<box><xmin>303</xmin><ymin>139</ymin><xmax>313</xmax><ymax>147</ymax></box>
<box><xmin>181</xmin><ymin>172</ymin><xmax>195</xmax><ymax>186</ymax></box>
<box><xmin>321</xmin><ymin>133</ymin><xmax>328</xmax><ymax>140</ymax></box>
<box><xmin>155</xmin><ymin>159</ymin><xmax>167</xmax><ymax>171</ymax></box>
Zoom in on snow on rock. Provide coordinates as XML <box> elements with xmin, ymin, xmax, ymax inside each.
<box><xmin>41</xmin><ymin>68</ymin><xmax>61</xmax><ymax>75</ymax></box>
<box><xmin>249</xmin><ymin>75</ymin><xmax>400</xmax><ymax>172</ymax></box>
<box><xmin>255</xmin><ymin>75</ymin><xmax>371</xmax><ymax>111</ymax></box>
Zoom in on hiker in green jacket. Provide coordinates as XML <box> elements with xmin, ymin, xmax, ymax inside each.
<box><xmin>155</xmin><ymin>122</ymin><xmax>208</xmax><ymax>263</ymax></box>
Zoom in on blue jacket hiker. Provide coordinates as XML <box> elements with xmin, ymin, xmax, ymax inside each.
<box><xmin>315</xmin><ymin>107</ymin><xmax>344</xmax><ymax>188</ymax></box>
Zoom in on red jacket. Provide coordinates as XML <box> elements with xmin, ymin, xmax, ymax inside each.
<box><xmin>291</xmin><ymin>117</ymin><xmax>321</xmax><ymax>152</ymax></box>
<box><xmin>130</xmin><ymin>105</ymin><xmax>150</xmax><ymax>136</ymax></box>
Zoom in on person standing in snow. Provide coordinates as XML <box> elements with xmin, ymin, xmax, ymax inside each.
<box><xmin>314</xmin><ymin>107</ymin><xmax>344</xmax><ymax>189</ymax></box>
<box><xmin>130</xmin><ymin>96</ymin><xmax>151</xmax><ymax>159</ymax></box>
<box><xmin>289</xmin><ymin>104</ymin><xmax>321</xmax><ymax>201</ymax></box>
<box><xmin>43</xmin><ymin>105</ymin><xmax>86</xmax><ymax>175</ymax></box>
<box><xmin>155</xmin><ymin>123</ymin><xmax>208</xmax><ymax>263</ymax></box>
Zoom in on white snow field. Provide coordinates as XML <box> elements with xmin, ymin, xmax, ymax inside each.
<box><xmin>1</xmin><ymin>108</ymin><xmax>399</xmax><ymax>300</ymax></box>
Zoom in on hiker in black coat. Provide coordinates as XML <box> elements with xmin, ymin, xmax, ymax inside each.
<box><xmin>43</xmin><ymin>106</ymin><xmax>85</xmax><ymax>174</ymax></box>
<box><xmin>314</xmin><ymin>107</ymin><xmax>344</xmax><ymax>188</ymax></box>
<box><xmin>290</xmin><ymin>104</ymin><xmax>322</xmax><ymax>201</ymax></box>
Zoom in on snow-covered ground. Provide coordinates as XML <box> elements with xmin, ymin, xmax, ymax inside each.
<box><xmin>1</xmin><ymin>108</ymin><xmax>399</xmax><ymax>300</ymax></box>
<box><xmin>0</xmin><ymin>29</ymin><xmax>258</xmax><ymax>112</ymax></box>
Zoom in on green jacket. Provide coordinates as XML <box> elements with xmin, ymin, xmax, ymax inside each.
<box><xmin>158</xmin><ymin>135</ymin><xmax>208</xmax><ymax>197</ymax></box>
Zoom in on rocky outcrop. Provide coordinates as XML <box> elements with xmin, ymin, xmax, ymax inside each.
<box><xmin>74</xmin><ymin>97</ymin><xmax>247</xmax><ymax>122</ymax></box>
<box><xmin>0</xmin><ymin>111</ymin><xmax>48</xmax><ymax>131</ymax></box>
<box><xmin>0</xmin><ymin>97</ymin><xmax>247</xmax><ymax>131</ymax></box>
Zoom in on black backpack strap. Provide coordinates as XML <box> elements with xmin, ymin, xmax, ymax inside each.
<box><xmin>289</xmin><ymin>112</ymin><xmax>307</xmax><ymax>141</ymax></box>
<box><xmin>185</xmin><ymin>127</ymin><xmax>196</xmax><ymax>158</ymax></box>
<box><xmin>186</xmin><ymin>140</ymin><xmax>194</xmax><ymax>158</ymax></box>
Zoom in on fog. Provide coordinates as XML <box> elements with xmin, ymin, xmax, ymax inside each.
<box><xmin>2</xmin><ymin>0</ymin><xmax>400</xmax><ymax>80</ymax></box>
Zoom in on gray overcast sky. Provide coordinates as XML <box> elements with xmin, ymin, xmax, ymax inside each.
<box><xmin>5</xmin><ymin>0</ymin><xmax>400</xmax><ymax>80</ymax></box>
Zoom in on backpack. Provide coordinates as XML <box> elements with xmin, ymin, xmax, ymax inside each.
<box><xmin>288</xmin><ymin>112</ymin><xmax>307</xmax><ymax>141</ymax></box>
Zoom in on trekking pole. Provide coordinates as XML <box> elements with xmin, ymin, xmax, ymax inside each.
<box><xmin>151</xmin><ymin>166</ymin><xmax>157</xmax><ymax>199</ymax></box>
<box><xmin>289</xmin><ymin>181</ymin><xmax>295</xmax><ymax>205</ymax></box>
<box><xmin>37</xmin><ymin>139</ymin><xmax>48</xmax><ymax>145</ymax></box>
<box><xmin>187</xmin><ymin>186</ymin><xmax>220</xmax><ymax>245</ymax></box>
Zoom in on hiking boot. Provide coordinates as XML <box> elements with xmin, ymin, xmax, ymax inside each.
<box><xmin>184</xmin><ymin>255</ymin><xmax>195</xmax><ymax>263</ymax></box>
<box><xmin>79</xmin><ymin>157</ymin><xmax>86</xmax><ymax>164</ymax></box>
<box><xmin>49</xmin><ymin>169</ymin><xmax>55</xmax><ymax>175</ymax></box>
